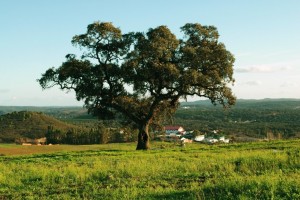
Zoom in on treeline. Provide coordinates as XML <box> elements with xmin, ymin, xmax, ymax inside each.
<box><xmin>2</xmin><ymin>99</ymin><xmax>300</xmax><ymax>143</ymax></box>
<box><xmin>46</xmin><ymin>125</ymin><xmax>138</xmax><ymax>145</ymax></box>
<box><xmin>174</xmin><ymin>104</ymin><xmax>300</xmax><ymax>139</ymax></box>
<box><xmin>0</xmin><ymin>111</ymin><xmax>139</xmax><ymax>144</ymax></box>
<box><xmin>0</xmin><ymin>111</ymin><xmax>78</xmax><ymax>143</ymax></box>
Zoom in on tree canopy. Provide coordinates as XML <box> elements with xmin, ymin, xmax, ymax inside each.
<box><xmin>38</xmin><ymin>21</ymin><xmax>235</xmax><ymax>150</ymax></box>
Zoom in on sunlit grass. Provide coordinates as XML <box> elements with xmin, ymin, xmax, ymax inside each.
<box><xmin>1</xmin><ymin>140</ymin><xmax>300</xmax><ymax>199</ymax></box>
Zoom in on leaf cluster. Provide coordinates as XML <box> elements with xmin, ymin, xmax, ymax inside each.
<box><xmin>38</xmin><ymin>21</ymin><xmax>235</xmax><ymax>128</ymax></box>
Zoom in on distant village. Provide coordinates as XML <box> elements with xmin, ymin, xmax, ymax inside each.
<box><xmin>156</xmin><ymin>125</ymin><xmax>230</xmax><ymax>144</ymax></box>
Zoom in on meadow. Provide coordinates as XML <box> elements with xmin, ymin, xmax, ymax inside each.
<box><xmin>0</xmin><ymin>140</ymin><xmax>300</xmax><ymax>199</ymax></box>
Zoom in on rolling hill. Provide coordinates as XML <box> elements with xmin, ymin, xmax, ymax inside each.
<box><xmin>1</xmin><ymin>99</ymin><xmax>300</xmax><ymax>143</ymax></box>
<box><xmin>0</xmin><ymin>111</ymin><xmax>80</xmax><ymax>142</ymax></box>
<box><xmin>176</xmin><ymin>99</ymin><xmax>300</xmax><ymax>140</ymax></box>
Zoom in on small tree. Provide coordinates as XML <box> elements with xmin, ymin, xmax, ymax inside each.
<box><xmin>97</xmin><ymin>123</ymin><xmax>109</xmax><ymax>144</ymax></box>
<box><xmin>38</xmin><ymin>21</ymin><xmax>235</xmax><ymax>150</ymax></box>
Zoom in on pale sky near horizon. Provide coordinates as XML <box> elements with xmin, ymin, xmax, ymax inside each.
<box><xmin>1</xmin><ymin>0</ymin><xmax>300</xmax><ymax>106</ymax></box>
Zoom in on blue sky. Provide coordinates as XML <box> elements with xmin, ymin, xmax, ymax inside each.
<box><xmin>0</xmin><ymin>0</ymin><xmax>300</xmax><ymax>106</ymax></box>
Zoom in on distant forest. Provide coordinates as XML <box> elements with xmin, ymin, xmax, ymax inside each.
<box><xmin>1</xmin><ymin>99</ymin><xmax>300</xmax><ymax>143</ymax></box>
<box><xmin>176</xmin><ymin>99</ymin><xmax>300</xmax><ymax>140</ymax></box>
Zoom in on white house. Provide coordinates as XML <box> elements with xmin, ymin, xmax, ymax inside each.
<box><xmin>219</xmin><ymin>136</ymin><xmax>230</xmax><ymax>143</ymax></box>
<box><xmin>204</xmin><ymin>137</ymin><xmax>219</xmax><ymax>144</ymax></box>
<box><xmin>194</xmin><ymin>135</ymin><xmax>205</xmax><ymax>142</ymax></box>
<box><xmin>164</xmin><ymin>126</ymin><xmax>185</xmax><ymax>136</ymax></box>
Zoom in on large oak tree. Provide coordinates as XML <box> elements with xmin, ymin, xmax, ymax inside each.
<box><xmin>38</xmin><ymin>21</ymin><xmax>235</xmax><ymax>150</ymax></box>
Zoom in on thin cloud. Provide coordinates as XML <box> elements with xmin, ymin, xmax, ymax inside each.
<box><xmin>238</xmin><ymin>80</ymin><xmax>262</xmax><ymax>86</ymax></box>
<box><xmin>245</xmin><ymin>80</ymin><xmax>262</xmax><ymax>86</ymax></box>
<box><xmin>235</xmin><ymin>65</ymin><xmax>292</xmax><ymax>73</ymax></box>
<box><xmin>235</xmin><ymin>66</ymin><xmax>273</xmax><ymax>73</ymax></box>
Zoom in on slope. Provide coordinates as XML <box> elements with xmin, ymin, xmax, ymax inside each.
<box><xmin>0</xmin><ymin>111</ymin><xmax>80</xmax><ymax>142</ymax></box>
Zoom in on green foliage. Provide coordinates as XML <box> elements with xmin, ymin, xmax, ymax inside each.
<box><xmin>0</xmin><ymin>140</ymin><xmax>300</xmax><ymax>199</ymax></box>
<box><xmin>45</xmin><ymin>124</ymin><xmax>137</xmax><ymax>145</ymax></box>
<box><xmin>0</xmin><ymin>110</ymin><xmax>137</xmax><ymax>145</ymax></box>
<box><xmin>0</xmin><ymin>111</ymin><xmax>79</xmax><ymax>142</ymax></box>
<box><xmin>38</xmin><ymin>21</ymin><xmax>235</xmax><ymax>149</ymax></box>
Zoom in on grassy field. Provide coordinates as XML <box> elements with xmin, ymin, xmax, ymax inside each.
<box><xmin>1</xmin><ymin>140</ymin><xmax>300</xmax><ymax>199</ymax></box>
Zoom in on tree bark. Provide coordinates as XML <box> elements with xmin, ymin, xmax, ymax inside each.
<box><xmin>136</xmin><ymin>123</ymin><xmax>150</xmax><ymax>150</ymax></box>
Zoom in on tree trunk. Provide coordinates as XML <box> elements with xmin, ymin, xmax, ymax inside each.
<box><xmin>136</xmin><ymin>123</ymin><xmax>150</xmax><ymax>150</ymax></box>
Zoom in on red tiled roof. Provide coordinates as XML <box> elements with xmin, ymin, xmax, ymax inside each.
<box><xmin>164</xmin><ymin>126</ymin><xmax>183</xmax><ymax>130</ymax></box>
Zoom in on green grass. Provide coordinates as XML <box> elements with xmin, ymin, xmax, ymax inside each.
<box><xmin>1</xmin><ymin>140</ymin><xmax>300</xmax><ymax>199</ymax></box>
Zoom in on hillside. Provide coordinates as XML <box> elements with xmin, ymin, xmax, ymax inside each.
<box><xmin>0</xmin><ymin>111</ymin><xmax>80</xmax><ymax>142</ymax></box>
<box><xmin>0</xmin><ymin>106</ymin><xmax>89</xmax><ymax>119</ymax></box>
<box><xmin>181</xmin><ymin>98</ymin><xmax>300</xmax><ymax>109</ymax></box>
<box><xmin>176</xmin><ymin>99</ymin><xmax>300</xmax><ymax>140</ymax></box>
<box><xmin>1</xmin><ymin>99</ymin><xmax>300</xmax><ymax>142</ymax></box>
